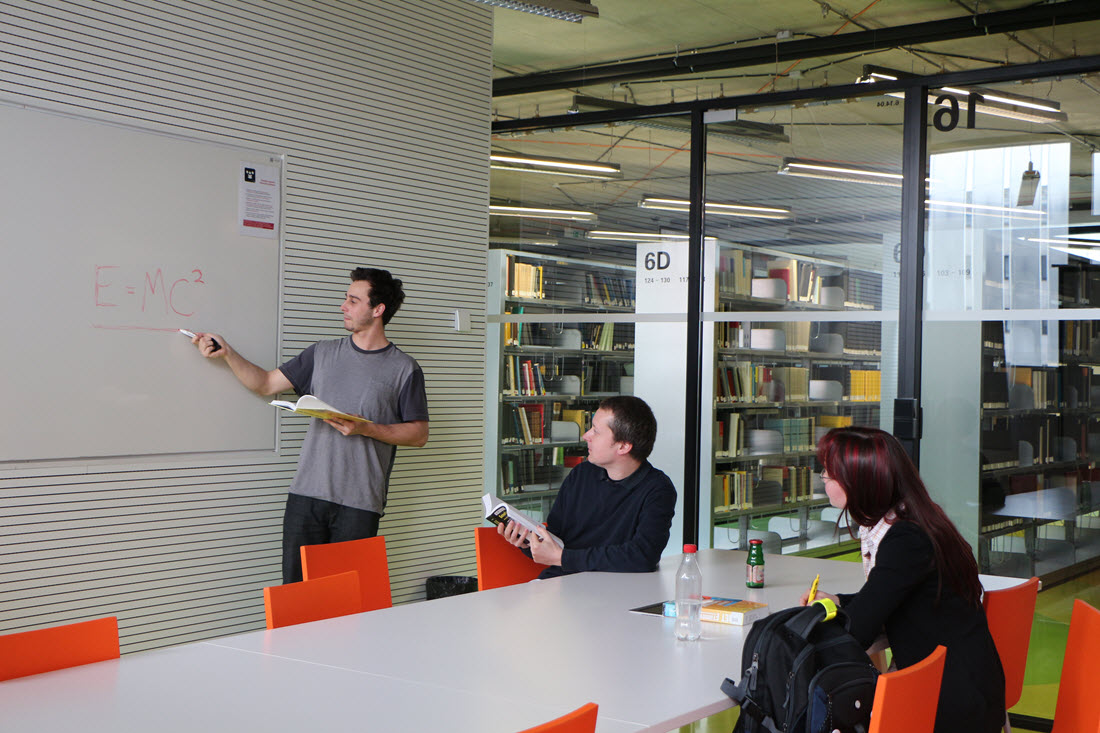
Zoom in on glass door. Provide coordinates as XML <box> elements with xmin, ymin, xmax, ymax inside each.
<box><xmin>920</xmin><ymin>71</ymin><xmax>1100</xmax><ymax>581</ymax></box>
<box><xmin>698</xmin><ymin>93</ymin><xmax>904</xmax><ymax>554</ymax></box>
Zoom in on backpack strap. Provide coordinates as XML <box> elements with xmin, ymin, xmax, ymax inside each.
<box><xmin>722</xmin><ymin>675</ymin><xmax>784</xmax><ymax>733</ymax></box>
<box><xmin>783</xmin><ymin>600</ymin><xmax>846</xmax><ymax>641</ymax></box>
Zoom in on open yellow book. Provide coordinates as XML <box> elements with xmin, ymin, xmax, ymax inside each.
<box><xmin>269</xmin><ymin>395</ymin><xmax>371</xmax><ymax>423</ymax></box>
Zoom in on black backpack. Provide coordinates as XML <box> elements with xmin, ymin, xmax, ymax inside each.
<box><xmin>721</xmin><ymin>601</ymin><xmax>879</xmax><ymax>733</ymax></box>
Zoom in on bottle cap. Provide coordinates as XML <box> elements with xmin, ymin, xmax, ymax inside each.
<box><xmin>749</xmin><ymin>539</ymin><xmax>763</xmax><ymax>545</ymax></box>
<box><xmin>683</xmin><ymin>544</ymin><xmax>697</xmax><ymax>553</ymax></box>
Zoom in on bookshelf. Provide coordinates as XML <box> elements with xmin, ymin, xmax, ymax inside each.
<box><xmin>485</xmin><ymin>249</ymin><xmax>636</xmax><ymax>517</ymax></box>
<box><xmin>706</xmin><ymin>242</ymin><xmax>882</xmax><ymax>555</ymax></box>
<box><xmin>977</xmin><ymin>307</ymin><xmax>1100</xmax><ymax>580</ymax></box>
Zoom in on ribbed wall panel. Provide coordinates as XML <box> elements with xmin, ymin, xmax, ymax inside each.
<box><xmin>0</xmin><ymin>0</ymin><xmax>490</xmax><ymax>652</ymax></box>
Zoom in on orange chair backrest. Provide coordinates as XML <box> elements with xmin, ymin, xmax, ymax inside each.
<box><xmin>517</xmin><ymin>702</ymin><xmax>598</xmax><ymax>733</ymax></box>
<box><xmin>263</xmin><ymin>571</ymin><xmax>363</xmax><ymax>629</ymax></box>
<box><xmin>301</xmin><ymin>536</ymin><xmax>392</xmax><ymax>613</ymax></box>
<box><xmin>475</xmin><ymin>526</ymin><xmax>543</xmax><ymax>591</ymax></box>
<box><xmin>868</xmin><ymin>645</ymin><xmax>947</xmax><ymax>733</ymax></box>
<box><xmin>1051</xmin><ymin>599</ymin><xmax>1100</xmax><ymax>733</ymax></box>
<box><xmin>0</xmin><ymin>616</ymin><xmax>120</xmax><ymax>682</ymax></box>
<box><xmin>983</xmin><ymin>576</ymin><xmax>1039</xmax><ymax>709</ymax></box>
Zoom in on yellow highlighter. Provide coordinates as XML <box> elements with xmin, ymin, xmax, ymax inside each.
<box><xmin>807</xmin><ymin>573</ymin><xmax>820</xmax><ymax>603</ymax></box>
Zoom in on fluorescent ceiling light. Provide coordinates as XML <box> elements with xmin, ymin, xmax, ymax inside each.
<box><xmin>589</xmin><ymin>230</ymin><xmax>717</xmax><ymax>242</ymax></box>
<box><xmin>1027</xmin><ymin>237</ymin><xmax>1100</xmax><ymax>246</ymax></box>
<box><xmin>857</xmin><ymin>65</ymin><xmax>1067</xmax><ymax>124</ymax></box>
<box><xmin>489</xmin><ymin>205</ymin><xmax>596</xmax><ymax>221</ymax></box>
<box><xmin>638</xmin><ymin>196</ymin><xmax>791</xmax><ymax>220</ymax></box>
<box><xmin>1056</xmin><ymin>230</ymin><xmax>1100</xmax><ymax>242</ymax></box>
<box><xmin>465</xmin><ymin>0</ymin><xmax>597</xmax><ymax>22</ymax></box>
<box><xmin>570</xmin><ymin>95</ymin><xmax>789</xmax><ymax>143</ymax></box>
<box><xmin>778</xmin><ymin>157</ymin><xmax>903</xmax><ymax>187</ymax></box>
<box><xmin>490</xmin><ymin>152</ymin><xmax>622</xmax><ymax>179</ymax></box>
<box><xmin>928</xmin><ymin>200</ymin><xmax>1044</xmax><ymax>218</ymax></box>
<box><xmin>1050</xmin><ymin>246</ymin><xmax>1100</xmax><ymax>264</ymax></box>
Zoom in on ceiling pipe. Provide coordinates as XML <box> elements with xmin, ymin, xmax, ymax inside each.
<box><xmin>493</xmin><ymin>0</ymin><xmax>1100</xmax><ymax>97</ymax></box>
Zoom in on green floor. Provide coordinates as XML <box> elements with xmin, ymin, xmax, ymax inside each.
<box><xmin>678</xmin><ymin>563</ymin><xmax>1100</xmax><ymax>732</ymax></box>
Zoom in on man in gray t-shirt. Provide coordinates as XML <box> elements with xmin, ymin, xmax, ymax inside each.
<box><xmin>190</xmin><ymin>268</ymin><xmax>429</xmax><ymax>583</ymax></box>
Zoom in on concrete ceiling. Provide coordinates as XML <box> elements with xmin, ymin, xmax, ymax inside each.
<box><xmin>486</xmin><ymin>1</ymin><xmax>1100</xmax><ymax>260</ymax></box>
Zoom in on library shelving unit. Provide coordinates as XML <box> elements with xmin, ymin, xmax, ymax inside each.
<box><xmin>706</xmin><ymin>242</ymin><xmax>882</xmax><ymax>556</ymax></box>
<box><xmin>976</xmin><ymin>267</ymin><xmax>1100</xmax><ymax>580</ymax></box>
<box><xmin>484</xmin><ymin>249</ymin><xmax>636</xmax><ymax>519</ymax></box>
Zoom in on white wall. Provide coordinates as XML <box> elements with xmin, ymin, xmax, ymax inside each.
<box><xmin>0</xmin><ymin>0</ymin><xmax>491</xmax><ymax>652</ymax></box>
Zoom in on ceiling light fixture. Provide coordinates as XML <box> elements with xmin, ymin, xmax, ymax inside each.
<box><xmin>1049</xmin><ymin>246</ymin><xmax>1100</xmax><ymax>264</ymax></box>
<box><xmin>1017</xmin><ymin>161</ymin><xmax>1040</xmax><ymax>206</ymax></box>
<box><xmin>857</xmin><ymin>65</ymin><xmax>1067</xmax><ymax>124</ymax></box>
<box><xmin>465</xmin><ymin>0</ymin><xmax>597</xmax><ymax>22</ymax></box>
<box><xmin>489</xmin><ymin>205</ymin><xmax>597</xmax><ymax>221</ymax></box>
<box><xmin>638</xmin><ymin>196</ymin><xmax>791</xmax><ymax>219</ymax></box>
<box><xmin>1026</xmin><ymin>237</ymin><xmax>1100</xmax><ymax>246</ymax></box>
<box><xmin>929</xmin><ymin>200</ymin><xmax>1045</xmax><ymax>219</ymax></box>
<box><xmin>778</xmin><ymin>157</ymin><xmax>903</xmax><ymax>187</ymax></box>
<box><xmin>490</xmin><ymin>152</ymin><xmax>622</xmax><ymax>179</ymax></box>
<box><xmin>588</xmin><ymin>230</ymin><xmax>718</xmax><ymax>242</ymax></box>
<box><xmin>571</xmin><ymin>96</ymin><xmax>789</xmax><ymax>143</ymax></box>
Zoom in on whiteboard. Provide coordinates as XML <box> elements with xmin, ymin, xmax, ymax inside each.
<box><xmin>0</xmin><ymin>103</ymin><xmax>281</xmax><ymax>461</ymax></box>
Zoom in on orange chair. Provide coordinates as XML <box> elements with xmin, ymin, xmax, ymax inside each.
<box><xmin>263</xmin><ymin>571</ymin><xmax>362</xmax><ymax>629</ymax></box>
<box><xmin>301</xmin><ymin>536</ymin><xmax>392</xmax><ymax>613</ymax></box>
<box><xmin>868</xmin><ymin>645</ymin><xmax>947</xmax><ymax>733</ymax></box>
<box><xmin>0</xmin><ymin>616</ymin><xmax>120</xmax><ymax>682</ymax></box>
<box><xmin>517</xmin><ymin>702</ymin><xmax>598</xmax><ymax>733</ymax></box>
<box><xmin>1051</xmin><ymin>599</ymin><xmax>1100</xmax><ymax>733</ymax></box>
<box><xmin>475</xmin><ymin>526</ymin><xmax>543</xmax><ymax>591</ymax></box>
<box><xmin>983</xmin><ymin>576</ymin><xmax>1040</xmax><ymax>732</ymax></box>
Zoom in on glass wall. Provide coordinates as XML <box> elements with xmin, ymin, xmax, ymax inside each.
<box><xmin>921</xmin><ymin>72</ymin><xmax>1100</xmax><ymax>582</ymax></box>
<box><xmin>486</xmin><ymin>118</ymin><xmax>692</xmax><ymax>551</ymax></box>
<box><xmin>697</xmin><ymin>95</ymin><xmax>903</xmax><ymax>554</ymax></box>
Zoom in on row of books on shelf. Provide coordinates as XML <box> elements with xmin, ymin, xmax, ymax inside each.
<box><xmin>503</xmin><ymin>405</ymin><xmax>593</xmax><ymax>446</ymax></box>
<box><xmin>712</xmin><ymin>465</ymin><xmax>817</xmax><ymax>512</ymax></box>
<box><xmin>504</xmin><ymin>321</ymin><xmax>635</xmax><ymax>351</ymax></box>
<box><xmin>500</xmin><ymin>451</ymin><xmax>581</xmax><ymax>495</ymax></box>
<box><xmin>1059</xmin><ymin>321</ymin><xmax>1100</xmax><ymax>358</ymax></box>
<box><xmin>982</xmin><ymin>365</ymin><xmax>1093</xmax><ymax>410</ymax></box>
<box><xmin>716</xmin><ymin>322</ymin><xmax>880</xmax><ymax>358</ymax></box>
<box><xmin>715</xmin><ymin>251</ymin><xmax>882</xmax><ymax>308</ymax></box>
<box><xmin>716</xmin><ymin>252</ymin><xmax>825</xmax><ymax>304</ymax></box>
<box><xmin>508</xmin><ymin>261</ymin><xmax>545</xmax><ymax>299</ymax></box>
<box><xmin>981</xmin><ymin>413</ymin><xmax>1100</xmax><ymax>469</ymax></box>
<box><xmin>715</xmin><ymin>414</ymin><xmax>853</xmax><ymax>458</ymax></box>
<box><xmin>715</xmin><ymin>362</ymin><xmax>881</xmax><ymax>404</ymax></box>
<box><xmin>503</xmin><ymin>403</ymin><xmax>545</xmax><ymax>445</ymax></box>
<box><xmin>583</xmin><ymin>271</ymin><xmax>635</xmax><ymax>308</ymax></box>
<box><xmin>505</xmin><ymin>356</ymin><xmax>548</xmax><ymax>396</ymax></box>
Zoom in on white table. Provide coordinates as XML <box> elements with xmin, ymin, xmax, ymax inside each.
<box><xmin>0</xmin><ymin>551</ymin><xmax>1019</xmax><ymax>732</ymax></box>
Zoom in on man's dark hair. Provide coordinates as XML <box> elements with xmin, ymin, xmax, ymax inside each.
<box><xmin>350</xmin><ymin>267</ymin><xmax>405</xmax><ymax>325</ymax></box>
<box><xmin>599</xmin><ymin>395</ymin><xmax>657</xmax><ymax>461</ymax></box>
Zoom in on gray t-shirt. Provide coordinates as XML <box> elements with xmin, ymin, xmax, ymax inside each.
<box><xmin>279</xmin><ymin>338</ymin><xmax>428</xmax><ymax>514</ymax></box>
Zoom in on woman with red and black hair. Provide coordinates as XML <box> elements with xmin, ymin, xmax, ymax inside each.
<box><xmin>802</xmin><ymin>426</ymin><xmax>1005</xmax><ymax>733</ymax></box>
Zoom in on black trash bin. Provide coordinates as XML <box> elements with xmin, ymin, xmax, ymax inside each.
<box><xmin>425</xmin><ymin>575</ymin><xmax>478</xmax><ymax>600</ymax></box>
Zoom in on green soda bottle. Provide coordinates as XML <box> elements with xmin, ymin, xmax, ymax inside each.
<box><xmin>746</xmin><ymin>538</ymin><xmax>765</xmax><ymax>588</ymax></box>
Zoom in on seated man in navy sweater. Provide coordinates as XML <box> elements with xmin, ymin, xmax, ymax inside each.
<box><xmin>498</xmin><ymin>395</ymin><xmax>677</xmax><ymax>579</ymax></box>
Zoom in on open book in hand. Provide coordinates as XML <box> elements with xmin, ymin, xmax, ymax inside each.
<box><xmin>482</xmin><ymin>493</ymin><xmax>564</xmax><ymax>549</ymax></box>
<box><xmin>270</xmin><ymin>395</ymin><xmax>372</xmax><ymax>423</ymax></box>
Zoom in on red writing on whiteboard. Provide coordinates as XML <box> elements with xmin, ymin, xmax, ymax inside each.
<box><xmin>94</xmin><ymin>265</ymin><xmax>206</xmax><ymax>317</ymax></box>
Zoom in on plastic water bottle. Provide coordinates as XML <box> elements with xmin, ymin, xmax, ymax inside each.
<box><xmin>675</xmin><ymin>544</ymin><xmax>703</xmax><ymax>641</ymax></box>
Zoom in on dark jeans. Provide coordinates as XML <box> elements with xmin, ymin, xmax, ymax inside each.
<box><xmin>282</xmin><ymin>493</ymin><xmax>381</xmax><ymax>584</ymax></box>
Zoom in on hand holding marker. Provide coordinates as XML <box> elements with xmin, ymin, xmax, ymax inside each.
<box><xmin>179</xmin><ymin>329</ymin><xmax>221</xmax><ymax>353</ymax></box>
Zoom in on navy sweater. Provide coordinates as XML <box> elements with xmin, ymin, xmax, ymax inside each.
<box><xmin>539</xmin><ymin>459</ymin><xmax>677</xmax><ymax>579</ymax></box>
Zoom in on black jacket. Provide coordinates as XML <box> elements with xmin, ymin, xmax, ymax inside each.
<box><xmin>837</xmin><ymin>521</ymin><xmax>1006</xmax><ymax>733</ymax></box>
